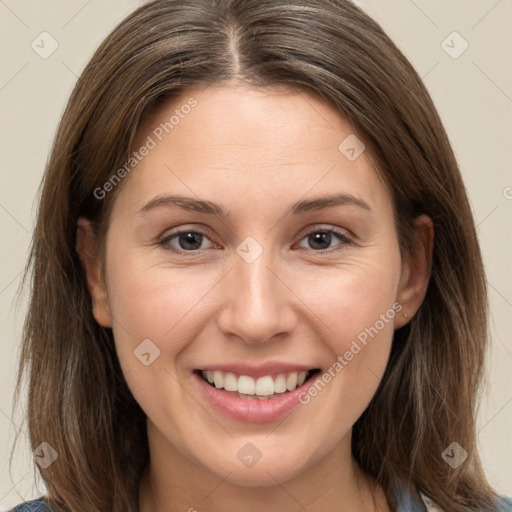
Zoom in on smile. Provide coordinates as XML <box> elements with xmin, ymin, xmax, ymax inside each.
<box><xmin>192</xmin><ymin>367</ymin><xmax>322</xmax><ymax>423</ymax></box>
<box><xmin>197</xmin><ymin>369</ymin><xmax>319</xmax><ymax>398</ymax></box>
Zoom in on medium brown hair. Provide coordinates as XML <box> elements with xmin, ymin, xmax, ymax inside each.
<box><xmin>13</xmin><ymin>0</ymin><xmax>501</xmax><ymax>510</ymax></box>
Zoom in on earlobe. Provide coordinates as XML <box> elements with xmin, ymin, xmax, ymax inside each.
<box><xmin>394</xmin><ymin>215</ymin><xmax>434</xmax><ymax>329</ymax></box>
<box><xmin>76</xmin><ymin>217</ymin><xmax>113</xmax><ymax>328</ymax></box>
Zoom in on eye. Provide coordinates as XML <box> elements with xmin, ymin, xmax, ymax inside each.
<box><xmin>296</xmin><ymin>228</ymin><xmax>354</xmax><ymax>253</ymax></box>
<box><xmin>158</xmin><ymin>229</ymin><xmax>216</xmax><ymax>253</ymax></box>
<box><xmin>158</xmin><ymin>226</ymin><xmax>354</xmax><ymax>255</ymax></box>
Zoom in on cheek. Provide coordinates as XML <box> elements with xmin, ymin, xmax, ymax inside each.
<box><xmin>302</xmin><ymin>252</ymin><xmax>401</xmax><ymax>345</ymax></box>
<box><xmin>104</xmin><ymin>253</ymin><xmax>222</xmax><ymax>369</ymax></box>
<box><xmin>104</xmin><ymin>261</ymin><xmax>219</xmax><ymax>424</ymax></box>
<box><xmin>331</xmin><ymin>271</ymin><xmax>399</xmax><ymax>361</ymax></box>
<box><xmin>296</xmin><ymin>253</ymin><xmax>401</xmax><ymax>406</ymax></box>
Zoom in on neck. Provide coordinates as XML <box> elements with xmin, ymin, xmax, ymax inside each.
<box><xmin>138</xmin><ymin>424</ymin><xmax>390</xmax><ymax>512</ymax></box>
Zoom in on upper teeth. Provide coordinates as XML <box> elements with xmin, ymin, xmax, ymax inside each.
<box><xmin>201</xmin><ymin>370</ymin><xmax>309</xmax><ymax>395</ymax></box>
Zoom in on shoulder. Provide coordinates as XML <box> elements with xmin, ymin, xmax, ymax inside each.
<box><xmin>395</xmin><ymin>479</ymin><xmax>512</xmax><ymax>512</ymax></box>
<box><xmin>5</xmin><ymin>498</ymin><xmax>52</xmax><ymax>511</ymax></box>
<box><xmin>496</xmin><ymin>495</ymin><xmax>512</xmax><ymax>511</ymax></box>
<box><xmin>419</xmin><ymin>492</ymin><xmax>512</xmax><ymax>512</ymax></box>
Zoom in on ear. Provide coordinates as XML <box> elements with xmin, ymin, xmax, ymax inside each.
<box><xmin>394</xmin><ymin>214</ymin><xmax>434</xmax><ymax>329</ymax></box>
<box><xmin>76</xmin><ymin>217</ymin><xmax>113</xmax><ymax>328</ymax></box>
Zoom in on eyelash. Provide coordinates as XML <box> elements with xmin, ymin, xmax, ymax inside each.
<box><xmin>157</xmin><ymin>227</ymin><xmax>354</xmax><ymax>255</ymax></box>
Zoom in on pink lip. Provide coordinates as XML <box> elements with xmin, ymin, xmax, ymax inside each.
<box><xmin>195</xmin><ymin>362</ymin><xmax>317</xmax><ymax>379</ymax></box>
<box><xmin>192</xmin><ymin>370</ymin><xmax>320</xmax><ymax>423</ymax></box>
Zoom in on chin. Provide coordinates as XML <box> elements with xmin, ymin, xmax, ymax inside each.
<box><xmin>218</xmin><ymin>461</ymin><xmax>306</xmax><ymax>488</ymax></box>
<box><xmin>198</xmin><ymin>444</ymin><xmax>315</xmax><ymax>487</ymax></box>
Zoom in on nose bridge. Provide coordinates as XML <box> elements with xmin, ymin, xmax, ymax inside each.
<box><xmin>216</xmin><ymin>237</ymin><xmax>296</xmax><ymax>344</ymax></box>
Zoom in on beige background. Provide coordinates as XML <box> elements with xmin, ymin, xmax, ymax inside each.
<box><xmin>0</xmin><ymin>0</ymin><xmax>511</xmax><ymax>508</ymax></box>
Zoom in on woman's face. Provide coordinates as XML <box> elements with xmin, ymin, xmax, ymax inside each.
<box><xmin>80</xmin><ymin>84</ymin><xmax>430</xmax><ymax>487</ymax></box>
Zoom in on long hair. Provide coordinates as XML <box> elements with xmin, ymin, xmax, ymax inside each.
<box><xmin>13</xmin><ymin>0</ymin><xmax>500</xmax><ymax>510</ymax></box>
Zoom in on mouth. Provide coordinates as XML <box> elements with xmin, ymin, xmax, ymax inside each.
<box><xmin>193</xmin><ymin>368</ymin><xmax>322</xmax><ymax>400</ymax></box>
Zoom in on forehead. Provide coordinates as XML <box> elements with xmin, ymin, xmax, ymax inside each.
<box><xmin>138</xmin><ymin>84</ymin><xmax>353</xmax><ymax>156</ymax></box>
<box><xmin>121</xmin><ymin>84</ymin><xmax>391</xmax><ymax>216</ymax></box>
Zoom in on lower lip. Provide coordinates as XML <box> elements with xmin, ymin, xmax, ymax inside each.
<box><xmin>192</xmin><ymin>371</ymin><xmax>319</xmax><ymax>423</ymax></box>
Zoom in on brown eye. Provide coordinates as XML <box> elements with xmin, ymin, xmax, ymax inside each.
<box><xmin>159</xmin><ymin>229</ymin><xmax>214</xmax><ymax>252</ymax></box>
<box><xmin>297</xmin><ymin>229</ymin><xmax>353</xmax><ymax>252</ymax></box>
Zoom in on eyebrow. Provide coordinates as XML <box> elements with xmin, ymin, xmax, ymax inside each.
<box><xmin>136</xmin><ymin>192</ymin><xmax>372</xmax><ymax>217</ymax></box>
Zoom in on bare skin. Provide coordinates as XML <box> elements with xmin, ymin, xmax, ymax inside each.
<box><xmin>77</xmin><ymin>84</ymin><xmax>433</xmax><ymax>512</ymax></box>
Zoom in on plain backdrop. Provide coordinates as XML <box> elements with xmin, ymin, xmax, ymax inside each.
<box><xmin>0</xmin><ymin>0</ymin><xmax>511</xmax><ymax>508</ymax></box>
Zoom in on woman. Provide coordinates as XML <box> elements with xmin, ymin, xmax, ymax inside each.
<box><xmin>9</xmin><ymin>0</ymin><xmax>512</xmax><ymax>511</ymax></box>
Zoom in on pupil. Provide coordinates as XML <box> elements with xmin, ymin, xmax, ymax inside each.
<box><xmin>180</xmin><ymin>232</ymin><xmax>202</xmax><ymax>250</ymax></box>
<box><xmin>309</xmin><ymin>231</ymin><xmax>331</xmax><ymax>250</ymax></box>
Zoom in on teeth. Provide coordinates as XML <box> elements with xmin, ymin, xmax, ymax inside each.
<box><xmin>238</xmin><ymin>375</ymin><xmax>255</xmax><ymax>395</ymax></box>
<box><xmin>223</xmin><ymin>372</ymin><xmax>238</xmax><ymax>392</ymax></box>
<box><xmin>297</xmin><ymin>371</ymin><xmax>307</xmax><ymax>387</ymax></box>
<box><xmin>286</xmin><ymin>373</ymin><xmax>298</xmax><ymax>391</ymax></box>
<box><xmin>255</xmin><ymin>375</ymin><xmax>274</xmax><ymax>396</ymax></box>
<box><xmin>213</xmin><ymin>371</ymin><xmax>223</xmax><ymax>389</ymax></box>
<box><xmin>200</xmin><ymin>370</ymin><xmax>310</xmax><ymax>396</ymax></box>
<box><xmin>274</xmin><ymin>374</ymin><xmax>287</xmax><ymax>393</ymax></box>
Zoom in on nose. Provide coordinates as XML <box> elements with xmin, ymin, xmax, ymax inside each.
<box><xmin>216</xmin><ymin>245</ymin><xmax>297</xmax><ymax>345</ymax></box>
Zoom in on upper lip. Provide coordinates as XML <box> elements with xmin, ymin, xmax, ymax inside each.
<box><xmin>194</xmin><ymin>362</ymin><xmax>320</xmax><ymax>379</ymax></box>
